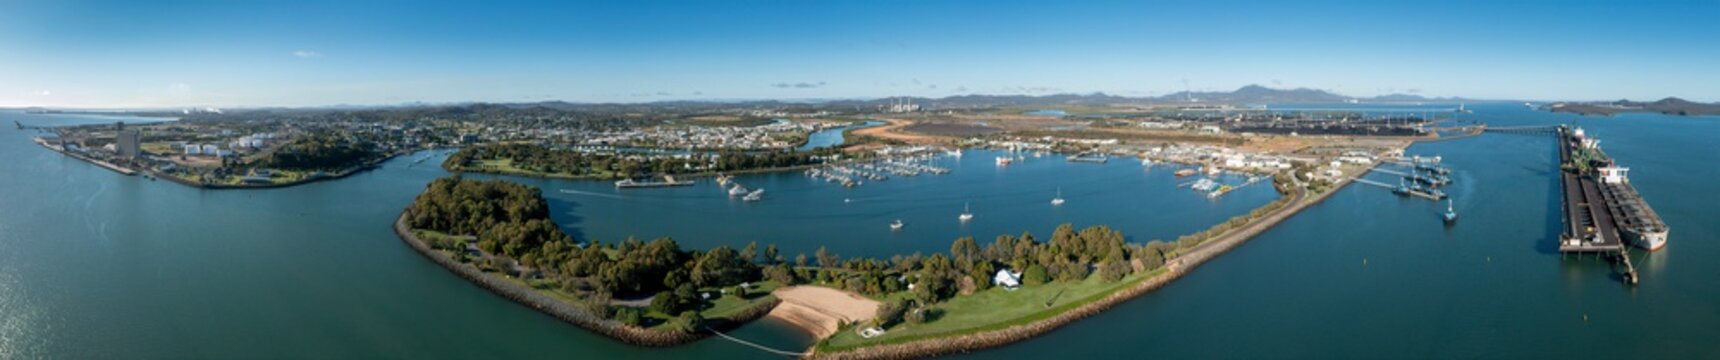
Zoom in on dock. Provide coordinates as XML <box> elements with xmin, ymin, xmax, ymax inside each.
<box><xmin>1065</xmin><ymin>154</ymin><xmax>1109</xmax><ymax>164</ymax></box>
<box><xmin>614</xmin><ymin>175</ymin><xmax>694</xmax><ymax>188</ymax></box>
<box><xmin>34</xmin><ymin>137</ymin><xmax>137</xmax><ymax>176</ymax></box>
<box><xmin>1548</xmin><ymin>124</ymin><xmax>1659</xmax><ymax>285</ymax></box>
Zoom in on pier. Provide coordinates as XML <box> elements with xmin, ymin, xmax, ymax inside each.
<box><xmin>614</xmin><ymin>175</ymin><xmax>695</xmax><ymax>188</ymax></box>
<box><xmin>1554</xmin><ymin>125</ymin><xmax>1623</xmax><ymax>253</ymax></box>
<box><xmin>1547</xmin><ymin>125</ymin><xmax>1654</xmax><ymax>285</ymax></box>
<box><xmin>1065</xmin><ymin>153</ymin><xmax>1109</xmax><ymax>164</ymax></box>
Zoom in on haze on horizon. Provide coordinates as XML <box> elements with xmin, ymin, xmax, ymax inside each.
<box><xmin>3</xmin><ymin>0</ymin><xmax>1717</xmax><ymax>108</ymax></box>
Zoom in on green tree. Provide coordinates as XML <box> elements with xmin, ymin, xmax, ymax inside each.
<box><xmin>1023</xmin><ymin>264</ymin><xmax>1049</xmax><ymax>285</ymax></box>
<box><xmin>614</xmin><ymin>307</ymin><xmax>645</xmax><ymax>326</ymax></box>
<box><xmin>671</xmin><ymin>310</ymin><xmax>705</xmax><ymax>334</ymax></box>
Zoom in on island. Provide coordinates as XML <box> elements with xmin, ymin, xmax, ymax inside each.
<box><xmin>1547</xmin><ymin>97</ymin><xmax>1720</xmax><ymax>116</ymax></box>
<box><xmin>395</xmin><ymin>164</ymin><xmax>1354</xmax><ymax>357</ymax></box>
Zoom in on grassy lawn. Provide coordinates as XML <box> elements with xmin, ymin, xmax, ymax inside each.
<box><xmin>468</xmin><ymin>158</ymin><xmax>616</xmax><ymax>179</ymax></box>
<box><xmin>701</xmin><ymin>280</ymin><xmax>782</xmax><ymax>318</ymax></box>
<box><xmin>820</xmin><ymin>268</ymin><xmax>1165</xmax><ymax>351</ymax></box>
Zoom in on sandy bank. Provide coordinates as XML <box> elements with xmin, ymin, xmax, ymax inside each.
<box><xmin>767</xmin><ymin>286</ymin><xmax>881</xmax><ymax>340</ymax></box>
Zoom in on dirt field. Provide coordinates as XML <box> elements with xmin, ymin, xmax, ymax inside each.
<box><xmin>902</xmin><ymin>123</ymin><xmax>1001</xmax><ymax>137</ymax></box>
<box><xmin>850</xmin><ymin>118</ymin><xmax>948</xmax><ymax>144</ymax></box>
<box><xmin>766</xmin><ymin>286</ymin><xmax>881</xmax><ymax>339</ymax></box>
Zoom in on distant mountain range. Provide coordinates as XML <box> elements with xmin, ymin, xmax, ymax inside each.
<box><xmin>19</xmin><ymin>85</ymin><xmax>1713</xmax><ymax>114</ymax></box>
<box><xmin>1549</xmin><ymin>97</ymin><xmax>1720</xmax><ymax>116</ymax></box>
<box><xmin>821</xmin><ymin>85</ymin><xmax>1469</xmax><ymax>109</ymax></box>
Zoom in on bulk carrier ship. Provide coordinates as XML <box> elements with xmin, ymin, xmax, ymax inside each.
<box><xmin>1565</xmin><ymin>126</ymin><xmax>1668</xmax><ymax>251</ymax></box>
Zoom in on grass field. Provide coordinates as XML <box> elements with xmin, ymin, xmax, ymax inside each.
<box><xmin>465</xmin><ymin>158</ymin><xmax>618</xmax><ymax>179</ymax></box>
<box><xmin>819</xmin><ymin>268</ymin><xmax>1164</xmax><ymax>351</ymax></box>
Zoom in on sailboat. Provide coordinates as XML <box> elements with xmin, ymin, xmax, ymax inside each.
<box><xmin>890</xmin><ymin>219</ymin><xmax>904</xmax><ymax>231</ymax></box>
<box><xmin>959</xmin><ymin>203</ymin><xmax>974</xmax><ymax>222</ymax></box>
<box><xmin>1051</xmin><ymin>188</ymin><xmax>1065</xmax><ymax>206</ymax></box>
<box><xmin>1443</xmin><ymin>198</ymin><xmax>1458</xmax><ymax>224</ymax></box>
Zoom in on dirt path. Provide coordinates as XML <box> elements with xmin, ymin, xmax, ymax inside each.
<box><xmin>766</xmin><ymin>286</ymin><xmax>881</xmax><ymax>339</ymax></box>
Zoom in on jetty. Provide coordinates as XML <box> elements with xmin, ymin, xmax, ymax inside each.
<box><xmin>614</xmin><ymin>175</ymin><xmax>694</xmax><ymax>188</ymax></box>
<box><xmin>34</xmin><ymin>137</ymin><xmax>136</xmax><ymax>176</ymax></box>
<box><xmin>1065</xmin><ymin>153</ymin><xmax>1109</xmax><ymax>164</ymax></box>
<box><xmin>1544</xmin><ymin>124</ymin><xmax>1666</xmax><ymax>285</ymax></box>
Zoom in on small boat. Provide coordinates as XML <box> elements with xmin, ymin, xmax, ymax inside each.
<box><xmin>1141</xmin><ymin>157</ymin><xmax>1152</xmax><ymax>166</ymax></box>
<box><xmin>1051</xmin><ymin>188</ymin><xmax>1065</xmax><ymax>206</ymax></box>
<box><xmin>1191</xmin><ymin>178</ymin><xmax>1218</xmax><ymax>192</ymax></box>
<box><xmin>948</xmin><ymin>148</ymin><xmax>963</xmax><ymax>158</ymax></box>
<box><xmin>890</xmin><ymin>219</ymin><xmax>904</xmax><ymax>231</ymax></box>
<box><xmin>728</xmin><ymin>184</ymin><xmax>749</xmax><ymax>197</ymax></box>
<box><xmin>995</xmin><ymin>156</ymin><xmax>1012</xmax><ymax>166</ymax></box>
<box><xmin>743</xmin><ymin>189</ymin><xmax>765</xmax><ymax>202</ymax></box>
<box><xmin>959</xmin><ymin>203</ymin><xmax>974</xmax><ymax>222</ymax></box>
<box><xmin>1443</xmin><ymin>199</ymin><xmax>1458</xmax><ymax>224</ymax></box>
<box><xmin>716</xmin><ymin>174</ymin><xmax>732</xmax><ymax>186</ymax></box>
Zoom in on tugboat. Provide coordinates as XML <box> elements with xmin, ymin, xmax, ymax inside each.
<box><xmin>959</xmin><ymin>203</ymin><xmax>974</xmax><ymax>222</ymax></box>
<box><xmin>890</xmin><ymin>219</ymin><xmax>904</xmax><ymax>231</ymax></box>
<box><xmin>1443</xmin><ymin>198</ymin><xmax>1458</xmax><ymax>224</ymax></box>
<box><xmin>1051</xmin><ymin>188</ymin><xmax>1065</xmax><ymax>206</ymax></box>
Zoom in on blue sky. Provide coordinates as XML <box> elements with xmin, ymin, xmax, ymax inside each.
<box><xmin>2</xmin><ymin>0</ymin><xmax>1716</xmax><ymax>107</ymax></box>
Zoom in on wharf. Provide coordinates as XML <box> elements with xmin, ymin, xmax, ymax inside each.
<box><xmin>35</xmin><ymin>137</ymin><xmax>137</xmax><ymax>176</ymax></box>
<box><xmin>1553</xmin><ymin>126</ymin><xmax>1623</xmax><ymax>253</ymax></box>
<box><xmin>615</xmin><ymin>175</ymin><xmax>695</xmax><ymax>188</ymax></box>
<box><xmin>1065</xmin><ymin>154</ymin><xmax>1109</xmax><ymax>164</ymax></box>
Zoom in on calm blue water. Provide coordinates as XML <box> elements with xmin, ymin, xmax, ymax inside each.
<box><xmin>795</xmin><ymin>120</ymin><xmax>882</xmax><ymax>151</ymax></box>
<box><xmin>957</xmin><ymin>103</ymin><xmax>1720</xmax><ymax>359</ymax></box>
<box><xmin>518</xmin><ymin>151</ymin><xmax>1276</xmax><ymax>259</ymax></box>
<box><xmin>0</xmin><ymin>110</ymin><xmax>1272</xmax><ymax>358</ymax></box>
<box><xmin>2</xmin><ymin>103</ymin><xmax>1716</xmax><ymax>358</ymax></box>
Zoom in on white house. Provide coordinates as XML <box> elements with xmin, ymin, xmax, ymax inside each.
<box><xmin>993</xmin><ymin>269</ymin><xmax>1023</xmax><ymax>290</ymax></box>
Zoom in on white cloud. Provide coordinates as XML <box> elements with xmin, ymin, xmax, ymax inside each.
<box><xmin>292</xmin><ymin>50</ymin><xmax>321</xmax><ymax>58</ymax></box>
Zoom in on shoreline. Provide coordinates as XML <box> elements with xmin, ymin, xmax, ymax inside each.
<box><xmin>809</xmin><ymin>171</ymin><xmax>1362</xmax><ymax>359</ymax></box>
<box><xmin>392</xmin><ymin>212</ymin><xmax>780</xmax><ymax>347</ymax></box>
<box><xmin>35</xmin><ymin>135</ymin><xmax>407</xmax><ymax>190</ymax></box>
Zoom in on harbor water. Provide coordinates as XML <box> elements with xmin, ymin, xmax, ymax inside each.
<box><xmin>1</xmin><ymin>103</ymin><xmax>1716</xmax><ymax>358</ymax></box>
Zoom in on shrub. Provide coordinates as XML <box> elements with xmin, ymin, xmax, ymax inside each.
<box><xmin>670</xmin><ymin>311</ymin><xmax>705</xmax><ymax>334</ymax></box>
<box><xmin>1023</xmin><ymin>264</ymin><xmax>1049</xmax><ymax>285</ymax></box>
<box><xmin>614</xmin><ymin>307</ymin><xmax>645</xmax><ymax>326</ymax></box>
